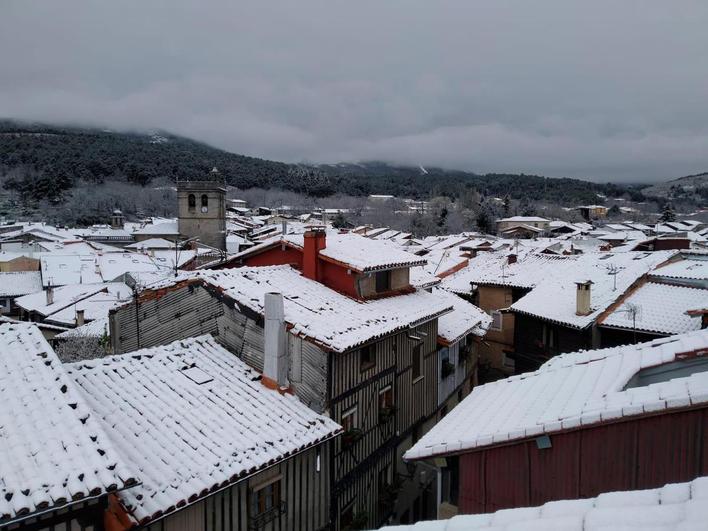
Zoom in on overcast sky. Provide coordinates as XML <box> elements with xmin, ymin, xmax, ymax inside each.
<box><xmin>2</xmin><ymin>1</ymin><xmax>707</xmax><ymax>183</ymax></box>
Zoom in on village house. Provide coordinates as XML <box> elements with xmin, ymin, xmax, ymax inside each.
<box><xmin>495</xmin><ymin>216</ymin><xmax>550</xmax><ymax>237</ymax></box>
<box><xmin>441</xmin><ymin>250</ymin><xmax>579</xmax><ymax>378</ymax></box>
<box><xmin>69</xmin><ymin>335</ymin><xmax>341</xmax><ymax>531</ymax></box>
<box><xmin>509</xmin><ymin>250</ymin><xmax>677</xmax><ymax>371</ymax></box>
<box><xmin>0</xmin><ymin>250</ymin><xmax>40</xmax><ymax>272</ymax></box>
<box><xmin>576</xmin><ymin>204</ymin><xmax>608</xmax><ymax>220</ymax></box>
<box><xmin>108</xmin><ymin>229</ymin><xmax>491</xmax><ymax>529</ymax></box>
<box><xmin>404</xmin><ymin>329</ymin><xmax>708</xmax><ymax>517</ymax></box>
<box><xmin>0</xmin><ymin>323</ymin><xmax>340</xmax><ymax>531</ymax></box>
<box><xmin>0</xmin><ymin>270</ymin><xmax>42</xmax><ymax>315</ymax></box>
<box><xmin>15</xmin><ymin>282</ymin><xmax>132</xmax><ymax>328</ymax></box>
<box><xmin>0</xmin><ymin>323</ymin><xmax>137</xmax><ymax>530</ymax></box>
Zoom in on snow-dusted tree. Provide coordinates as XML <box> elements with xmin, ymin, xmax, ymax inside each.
<box><xmin>659</xmin><ymin>202</ymin><xmax>677</xmax><ymax>223</ymax></box>
<box><xmin>54</xmin><ymin>329</ymin><xmax>111</xmax><ymax>363</ymax></box>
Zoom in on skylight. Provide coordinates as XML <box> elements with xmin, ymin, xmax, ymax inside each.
<box><xmin>180</xmin><ymin>365</ymin><xmax>213</xmax><ymax>385</ymax></box>
<box><xmin>624</xmin><ymin>357</ymin><xmax>708</xmax><ymax>390</ymax></box>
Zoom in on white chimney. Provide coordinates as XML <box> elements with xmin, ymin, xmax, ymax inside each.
<box><xmin>575</xmin><ymin>280</ymin><xmax>593</xmax><ymax>316</ymax></box>
<box><xmin>75</xmin><ymin>309</ymin><xmax>85</xmax><ymax>326</ymax></box>
<box><xmin>263</xmin><ymin>292</ymin><xmax>288</xmax><ymax>388</ymax></box>
<box><xmin>46</xmin><ymin>286</ymin><xmax>54</xmax><ymax>306</ymax></box>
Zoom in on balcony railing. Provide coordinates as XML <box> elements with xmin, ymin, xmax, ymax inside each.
<box><xmin>248</xmin><ymin>501</ymin><xmax>287</xmax><ymax>530</ymax></box>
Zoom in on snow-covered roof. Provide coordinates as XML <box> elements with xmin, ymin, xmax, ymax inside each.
<box><xmin>651</xmin><ymin>258</ymin><xmax>708</xmax><ymax>281</ymax></box>
<box><xmin>40</xmin><ymin>254</ymin><xmax>103</xmax><ymax>286</ymax></box>
<box><xmin>510</xmin><ymin>251</ymin><xmax>676</xmax><ymax>329</ymax></box>
<box><xmin>441</xmin><ymin>251</ymin><xmax>578</xmax><ymax>291</ymax></box>
<box><xmin>15</xmin><ymin>283</ymin><xmax>110</xmax><ymax>317</ymax></box>
<box><xmin>600</xmin><ymin>282</ymin><xmax>707</xmax><ymax>335</ymax></box>
<box><xmin>409</xmin><ymin>266</ymin><xmax>441</xmax><ymax>289</ymax></box>
<box><xmin>67</xmin><ymin>335</ymin><xmax>340</xmax><ymax>524</ymax></box>
<box><xmin>497</xmin><ymin>216</ymin><xmax>549</xmax><ymax>223</ymax></box>
<box><xmin>97</xmin><ymin>251</ymin><xmax>186</xmax><ymax>281</ymax></box>
<box><xmin>0</xmin><ymin>324</ymin><xmax>135</xmax><ymax>524</ymax></box>
<box><xmin>422</xmin><ymin>248</ymin><xmax>469</xmax><ymax>278</ymax></box>
<box><xmin>405</xmin><ymin>329</ymin><xmax>708</xmax><ymax>460</ymax></box>
<box><xmin>383</xmin><ymin>476</ymin><xmax>708</xmax><ymax>531</ymax></box>
<box><xmin>434</xmin><ymin>289</ymin><xmax>491</xmax><ymax>343</ymax></box>
<box><xmin>125</xmin><ymin>237</ymin><xmax>175</xmax><ymax>249</ymax></box>
<box><xmin>143</xmin><ymin>266</ymin><xmax>452</xmax><ymax>353</ymax></box>
<box><xmin>0</xmin><ymin>271</ymin><xmax>42</xmax><ymax>297</ymax></box>
<box><xmin>56</xmin><ymin>316</ymin><xmax>109</xmax><ymax>338</ymax></box>
<box><xmin>283</xmin><ymin>232</ymin><xmax>426</xmax><ymax>272</ymax></box>
<box><xmin>499</xmin><ymin>223</ymin><xmax>543</xmax><ymax>234</ymax></box>
<box><xmin>131</xmin><ymin>220</ymin><xmax>179</xmax><ymax>235</ymax></box>
<box><xmin>44</xmin><ymin>283</ymin><xmax>132</xmax><ymax>326</ymax></box>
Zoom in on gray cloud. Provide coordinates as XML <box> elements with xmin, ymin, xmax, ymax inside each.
<box><xmin>2</xmin><ymin>0</ymin><xmax>707</xmax><ymax>182</ymax></box>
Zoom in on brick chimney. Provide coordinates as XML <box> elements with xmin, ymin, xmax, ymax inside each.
<box><xmin>303</xmin><ymin>227</ymin><xmax>326</xmax><ymax>281</ymax></box>
<box><xmin>575</xmin><ymin>280</ymin><xmax>593</xmax><ymax>316</ymax></box>
<box><xmin>507</xmin><ymin>253</ymin><xmax>517</xmax><ymax>265</ymax></box>
<box><xmin>75</xmin><ymin>309</ymin><xmax>85</xmax><ymax>327</ymax></box>
<box><xmin>46</xmin><ymin>286</ymin><xmax>54</xmax><ymax>306</ymax></box>
<box><xmin>263</xmin><ymin>292</ymin><xmax>288</xmax><ymax>390</ymax></box>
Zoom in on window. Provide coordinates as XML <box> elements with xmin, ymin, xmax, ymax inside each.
<box><xmin>188</xmin><ymin>194</ymin><xmax>196</xmax><ymax>211</ymax></box>
<box><xmin>542</xmin><ymin>324</ymin><xmax>557</xmax><ymax>350</ymax></box>
<box><xmin>360</xmin><ymin>344</ymin><xmax>375</xmax><ymax>371</ymax></box>
<box><xmin>489</xmin><ymin>310</ymin><xmax>503</xmax><ymax>331</ymax></box>
<box><xmin>341</xmin><ymin>406</ymin><xmax>357</xmax><ymax>432</ymax></box>
<box><xmin>625</xmin><ymin>357</ymin><xmax>708</xmax><ymax>390</ymax></box>
<box><xmin>375</xmin><ymin>270</ymin><xmax>391</xmax><ymax>292</ymax></box>
<box><xmin>440</xmin><ymin>348</ymin><xmax>454</xmax><ymax>379</ymax></box>
<box><xmin>412</xmin><ymin>344</ymin><xmax>423</xmax><ymax>381</ymax></box>
<box><xmin>251</xmin><ymin>479</ymin><xmax>282</xmax><ymax>519</ymax></box>
<box><xmin>378</xmin><ymin>385</ymin><xmax>394</xmax><ymax>423</ymax></box>
<box><xmin>341</xmin><ymin>406</ymin><xmax>361</xmax><ymax>447</ymax></box>
<box><xmin>201</xmin><ymin>194</ymin><xmax>209</xmax><ymax>213</ymax></box>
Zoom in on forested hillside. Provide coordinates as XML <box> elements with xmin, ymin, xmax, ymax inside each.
<box><xmin>0</xmin><ymin>120</ymin><xmax>641</xmax><ymax>204</ymax></box>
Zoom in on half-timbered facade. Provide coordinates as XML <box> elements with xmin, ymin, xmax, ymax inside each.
<box><xmin>109</xmin><ymin>236</ymin><xmax>490</xmax><ymax>529</ymax></box>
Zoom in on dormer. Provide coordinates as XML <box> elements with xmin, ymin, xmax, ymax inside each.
<box><xmin>221</xmin><ymin>229</ymin><xmax>426</xmax><ymax>299</ymax></box>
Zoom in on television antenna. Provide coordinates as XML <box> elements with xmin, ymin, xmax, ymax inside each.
<box><xmin>606</xmin><ymin>264</ymin><xmax>619</xmax><ymax>291</ymax></box>
<box><xmin>616</xmin><ymin>303</ymin><xmax>642</xmax><ymax>344</ymax></box>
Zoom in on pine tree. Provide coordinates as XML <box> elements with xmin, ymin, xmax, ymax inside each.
<box><xmin>502</xmin><ymin>194</ymin><xmax>511</xmax><ymax>217</ymax></box>
<box><xmin>659</xmin><ymin>202</ymin><xmax>677</xmax><ymax>223</ymax></box>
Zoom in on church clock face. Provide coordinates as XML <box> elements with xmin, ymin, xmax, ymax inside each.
<box><xmin>201</xmin><ymin>206</ymin><xmax>208</xmax><ymax>213</ymax></box>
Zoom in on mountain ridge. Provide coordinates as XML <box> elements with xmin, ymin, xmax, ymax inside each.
<box><xmin>0</xmin><ymin>119</ymin><xmax>649</xmax><ymax>204</ymax></box>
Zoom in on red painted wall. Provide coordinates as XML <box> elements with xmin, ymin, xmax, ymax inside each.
<box><xmin>457</xmin><ymin>407</ymin><xmax>708</xmax><ymax>514</ymax></box>
<box><xmin>228</xmin><ymin>243</ymin><xmax>362</xmax><ymax>298</ymax></box>
<box><xmin>241</xmin><ymin>246</ymin><xmax>304</xmax><ymax>269</ymax></box>
<box><xmin>319</xmin><ymin>259</ymin><xmax>359</xmax><ymax>298</ymax></box>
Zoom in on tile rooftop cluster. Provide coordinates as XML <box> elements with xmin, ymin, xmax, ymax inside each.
<box><xmin>146</xmin><ymin>265</ymin><xmax>455</xmax><ymax>353</ymax></box>
<box><xmin>406</xmin><ymin>329</ymin><xmax>708</xmax><ymax>460</ymax></box>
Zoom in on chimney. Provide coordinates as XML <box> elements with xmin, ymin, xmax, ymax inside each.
<box><xmin>507</xmin><ymin>253</ymin><xmax>517</xmax><ymax>265</ymax></box>
<box><xmin>263</xmin><ymin>292</ymin><xmax>288</xmax><ymax>389</ymax></box>
<box><xmin>575</xmin><ymin>280</ymin><xmax>593</xmax><ymax>316</ymax></box>
<box><xmin>75</xmin><ymin>309</ymin><xmax>85</xmax><ymax>327</ymax></box>
<box><xmin>46</xmin><ymin>286</ymin><xmax>54</xmax><ymax>306</ymax></box>
<box><xmin>303</xmin><ymin>227</ymin><xmax>326</xmax><ymax>281</ymax></box>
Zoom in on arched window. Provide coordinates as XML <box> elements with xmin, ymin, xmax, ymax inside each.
<box><xmin>201</xmin><ymin>194</ymin><xmax>209</xmax><ymax>212</ymax></box>
<box><xmin>188</xmin><ymin>194</ymin><xmax>196</xmax><ymax>211</ymax></box>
